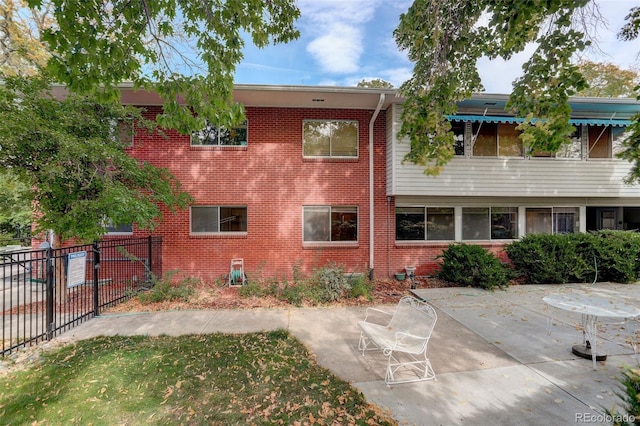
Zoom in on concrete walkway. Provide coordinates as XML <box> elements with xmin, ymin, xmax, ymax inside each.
<box><xmin>57</xmin><ymin>283</ymin><xmax>640</xmax><ymax>426</ymax></box>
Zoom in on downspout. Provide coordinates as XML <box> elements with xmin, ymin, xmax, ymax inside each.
<box><xmin>369</xmin><ymin>93</ymin><xmax>385</xmax><ymax>280</ymax></box>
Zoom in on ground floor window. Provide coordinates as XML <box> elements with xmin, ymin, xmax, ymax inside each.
<box><xmin>462</xmin><ymin>207</ymin><xmax>518</xmax><ymax>240</ymax></box>
<box><xmin>525</xmin><ymin>207</ymin><xmax>578</xmax><ymax>235</ymax></box>
<box><xmin>395</xmin><ymin>207</ymin><xmax>455</xmax><ymax>241</ymax></box>
<box><xmin>191</xmin><ymin>206</ymin><xmax>247</xmax><ymax>234</ymax></box>
<box><xmin>303</xmin><ymin>206</ymin><xmax>357</xmax><ymax>242</ymax></box>
<box><xmin>105</xmin><ymin>222</ymin><xmax>133</xmax><ymax>235</ymax></box>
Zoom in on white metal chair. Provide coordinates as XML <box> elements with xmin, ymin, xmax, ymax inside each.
<box><xmin>358</xmin><ymin>295</ymin><xmax>437</xmax><ymax>385</ymax></box>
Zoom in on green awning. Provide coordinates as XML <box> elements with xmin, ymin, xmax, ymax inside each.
<box><xmin>447</xmin><ymin>115</ymin><xmax>633</xmax><ymax>127</ymax></box>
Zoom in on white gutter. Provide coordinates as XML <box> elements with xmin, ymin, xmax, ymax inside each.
<box><xmin>369</xmin><ymin>93</ymin><xmax>385</xmax><ymax>279</ymax></box>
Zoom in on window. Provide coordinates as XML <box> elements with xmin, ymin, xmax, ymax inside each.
<box><xmin>612</xmin><ymin>127</ymin><xmax>628</xmax><ymax>156</ymax></box>
<box><xmin>554</xmin><ymin>207</ymin><xmax>579</xmax><ymax>234</ymax></box>
<box><xmin>105</xmin><ymin>222</ymin><xmax>133</xmax><ymax>235</ymax></box>
<box><xmin>303</xmin><ymin>120</ymin><xmax>358</xmax><ymax>158</ymax></box>
<box><xmin>303</xmin><ymin>206</ymin><xmax>357</xmax><ymax>242</ymax></box>
<box><xmin>462</xmin><ymin>207</ymin><xmax>490</xmax><ymax>240</ymax></box>
<box><xmin>525</xmin><ymin>207</ymin><xmax>578</xmax><ymax>235</ymax></box>
<box><xmin>191</xmin><ymin>121</ymin><xmax>248</xmax><ymax>146</ymax></box>
<box><xmin>396</xmin><ymin>207</ymin><xmax>425</xmax><ymax>240</ymax></box>
<box><xmin>526</xmin><ymin>208</ymin><xmax>552</xmax><ymax>234</ymax></box>
<box><xmin>462</xmin><ymin>207</ymin><xmax>518</xmax><ymax>240</ymax></box>
<box><xmin>498</xmin><ymin>123</ymin><xmax>524</xmax><ymax>157</ymax></box>
<box><xmin>191</xmin><ymin>206</ymin><xmax>247</xmax><ymax>233</ymax></box>
<box><xmin>472</xmin><ymin>123</ymin><xmax>523</xmax><ymax>157</ymax></box>
<box><xmin>452</xmin><ymin>121</ymin><xmax>466</xmax><ymax>155</ymax></box>
<box><xmin>588</xmin><ymin>125</ymin><xmax>611</xmax><ymax>159</ymax></box>
<box><xmin>395</xmin><ymin>207</ymin><xmax>454</xmax><ymax>241</ymax></box>
<box><xmin>491</xmin><ymin>207</ymin><xmax>518</xmax><ymax>239</ymax></box>
<box><xmin>554</xmin><ymin>127</ymin><xmax>582</xmax><ymax>159</ymax></box>
<box><xmin>472</xmin><ymin>122</ymin><xmax>497</xmax><ymax>156</ymax></box>
<box><xmin>116</xmin><ymin>119</ymin><xmax>134</xmax><ymax>146</ymax></box>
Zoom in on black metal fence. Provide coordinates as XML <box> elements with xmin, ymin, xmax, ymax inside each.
<box><xmin>1</xmin><ymin>236</ymin><xmax>162</xmax><ymax>357</ymax></box>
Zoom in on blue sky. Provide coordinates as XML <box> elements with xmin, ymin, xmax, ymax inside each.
<box><xmin>233</xmin><ymin>0</ymin><xmax>639</xmax><ymax>94</ymax></box>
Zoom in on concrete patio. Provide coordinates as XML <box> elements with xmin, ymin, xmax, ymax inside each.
<box><xmin>56</xmin><ymin>282</ymin><xmax>640</xmax><ymax>425</ymax></box>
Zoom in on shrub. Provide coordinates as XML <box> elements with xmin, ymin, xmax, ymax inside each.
<box><xmin>237</xmin><ymin>279</ymin><xmax>264</xmax><ymax>298</ymax></box>
<box><xmin>348</xmin><ymin>273</ymin><xmax>374</xmax><ymax>300</ymax></box>
<box><xmin>505</xmin><ymin>233</ymin><xmax>593</xmax><ymax>284</ymax></box>
<box><xmin>506</xmin><ymin>231</ymin><xmax>640</xmax><ymax>284</ymax></box>
<box><xmin>309</xmin><ymin>263</ymin><xmax>352</xmax><ymax>302</ymax></box>
<box><xmin>436</xmin><ymin>244</ymin><xmax>510</xmax><ymax>290</ymax></box>
<box><xmin>591</xmin><ymin>231</ymin><xmax>640</xmax><ymax>283</ymax></box>
<box><xmin>237</xmin><ymin>262</ymin><xmax>373</xmax><ymax>305</ymax></box>
<box><xmin>137</xmin><ymin>270</ymin><xmax>197</xmax><ymax>303</ymax></box>
<box><xmin>605</xmin><ymin>365</ymin><xmax>640</xmax><ymax>425</ymax></box>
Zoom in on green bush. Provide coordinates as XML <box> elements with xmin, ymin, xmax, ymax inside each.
<box><xmin>137</xmin><ymin>270</ymin><xmax>197</xmax><ymax>303</ymax></box>
<box><xmin>436</xmin><ymin>244</ymin><xmax>510</xmax><ymax>290</ymax></box>
<box><xmin>506</xmin><ymin>231</ymin><xmax>640</xmax><ymax>284</ymax></box>
<box><xmin>309</xmin><ymin>263</ymin><xmax>352</xmax><ymax>302</ymax></box>
<box><xmin>348</xmin><ymin>274</ymin><xmax>374</xmax><ymax>300</ymax></box>
<box><xmin>591</xmin><ymin>231</ymin><xmax>640</xmax><ymax>283</ymax></box>
<box><xmin>505</xmin><ymin>233</ymin><xmax>593</xmax><ymax>284</ymax></box>
<box><xmin>237</xmin><ymin>262</ymin><xmax>373</xmax><ymax>305</ymax></box>
<box><xmin>605</xmin><ymin>365</ymin><xmax>640</xmax><ymax>425</ymax></box>
<box><xmin>237</xmin><ymin>279</ymin><xmax>264</xmax><ymax>298</ymax></box>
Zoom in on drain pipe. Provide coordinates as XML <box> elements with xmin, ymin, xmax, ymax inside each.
<box><xmin>369</xmin><ymin>93</ymin><xmax>385</xmax><ymax>280</ymax></box>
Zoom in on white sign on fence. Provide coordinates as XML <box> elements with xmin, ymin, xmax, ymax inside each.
<box><xmin>67</xmin><ymin>251</ymin><xmax>87</xmax><ymax>288</ymax></box>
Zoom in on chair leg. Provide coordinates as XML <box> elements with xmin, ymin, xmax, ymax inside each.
<box><xmin>358</xmin><ymin>332</ymin><xmax>372</xmax><ymax>355</ymax></box>
<box><xmin>384</xmin><ymin>350</ymin><xmax>436</xmax><ymax>385</ymax></box>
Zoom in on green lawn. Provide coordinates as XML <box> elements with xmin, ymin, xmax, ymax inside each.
<box><xmin>0</xmin><ymin>331</ymin><xmax>395</xmax><ymax>425</ymax></box>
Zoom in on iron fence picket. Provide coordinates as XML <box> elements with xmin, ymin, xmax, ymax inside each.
<box><xmin>1</xmin><ymin>236</ymin><xmax>162</xmax><ymax>357</ymax></box>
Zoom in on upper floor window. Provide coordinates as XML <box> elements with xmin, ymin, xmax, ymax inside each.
<box><xmin>452</xmin><ymin>121</ymin><xmax>465</xmax><ymax>156</ymax></box>
<box><xmin>303</xmin><ymin>206</ymin><xmax>358</xmax><ymax>242</ymax></box>
<box><xmin>191</xmin><ymin>206</ymin><xmax>247</xmax><ymax>234</ymax></box>
<box><xmin>588</xmin><ymin>125</ymin><xmax>611</xmax><ymax>159</ymax></box>
<box><xmin>472</xmin><ymin>122</ymin><xmax>523</xmax><ymax>157</ymax></box>
<box><xmin>303</xmin><ymin>120</ymin><xmax>358</xmax><ymax>158</ymax></box>
<box><xmin>191</xmin><ymin>121</ymin><xmax>248</xmax><ymax>146</ymax></box>
<box><xmin>532</xmin><ymin>127</ymin><xmax>582</xmax><ymax>159</ymax></box>
<box><xmin>395</xmin><ymin>207</ymin><xmax>455</xmax><ymax>241</ymax></box>
<box><xmin>587</xmin><ymin>125</ymin><xmax>629</xmax><ymax>159</ymax></box>
<box><xmin>116</xmin><ymin>118</ymin><xmax>134</xmax><ymax>147</ymax></box>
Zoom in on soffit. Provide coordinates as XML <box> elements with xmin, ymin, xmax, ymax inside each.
<box><xmin>114</xmin><ymin>84</ymin><xmax>399</xmax><ymax>110</ymax></box>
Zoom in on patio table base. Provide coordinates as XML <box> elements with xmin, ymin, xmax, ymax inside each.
<box><xmin>572</xmin><ymin>341</ymin><xmax>607</xmax><ymax>362</ymax></box>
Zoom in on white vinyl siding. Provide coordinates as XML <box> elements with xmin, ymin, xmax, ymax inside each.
<box><xmin>387</xmin><ymin>105</ymin><xmax>639</xmax><ymax>198</ymax></box>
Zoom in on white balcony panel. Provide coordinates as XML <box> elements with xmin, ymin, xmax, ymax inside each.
<box><xmin>389</xmin><ymin>143</ymin><xmax>640</xmax><ymax>198</ymax></box>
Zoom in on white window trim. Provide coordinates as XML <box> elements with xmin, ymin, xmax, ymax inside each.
<box><xmin>302</xmin><ymin>205</ymin><xmax>359</xmax><ymax>244</ymax></box>
<box><xmin>190</xmin><ymin>205</ymin><xmax>248</xmax><ymax>235</ymax></box>
<box><xmin>395</xmin><ymin>206</ymin><xmax>456</xmax><ymax>242</ymax></box>
<box><xmin>190</xmin><ymin>120</ymin><xmax>248</xmax><ymax>147</ymax></box>
<box><xmin>302</xmin><ymin>120</ymin><xmax>359</xmax><ymax>159</ymax></box>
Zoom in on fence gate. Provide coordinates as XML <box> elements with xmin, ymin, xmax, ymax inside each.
<box><xmin>1</xmin><ymin>236</ymin><xmax>162</xmax><ymax>357</ymax></box>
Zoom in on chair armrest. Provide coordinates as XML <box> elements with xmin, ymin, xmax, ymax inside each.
<box><xmin>363</xmin><ymin>307</ymin><xmax>393</xmax><ymax>325</ymax></box>
<box><xmin>392</xmin><ymin>331</ymin><xmax>428</xmax><ymax>353</ymax></box>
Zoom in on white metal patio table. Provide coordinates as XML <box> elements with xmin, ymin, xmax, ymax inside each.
<box><xmin>543</xmin><ymin>293</ymin><xmax>640</xmax><ymax>369</ymax></box>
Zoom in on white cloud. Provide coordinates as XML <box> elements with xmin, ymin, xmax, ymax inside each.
<box><xmin>380</xmin><ymin>67</ymin><xmax>413</xmax><ymax>87</ymax></box>
<box><xmin>306</xmin><ymin>23</ymin><xmax>363</xmax><ymax>74</ymax></box>
<box><xmin>477</xmin><ymin>43</ymin><xmax>539</xmax><ymax>93</ymax></box>
<box><xmin>298</xmin><ymin>0</ymin><xmax>379</xmax><ymax>26</ymax></box>
<box><xmin>299</xmin><ymin>0</ymin><xmax>381</xmax><ymax>75</ymax></box>
<box><xmin>582</xmin><ymin>0</ymin><xmax>640</xmax><ymax>69</ymax></box>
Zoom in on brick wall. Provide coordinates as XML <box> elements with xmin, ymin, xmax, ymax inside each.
<box><xmin>127</xmin><ymin>106</ymin><xmax>388</xmax><ymax>283</ymax></box>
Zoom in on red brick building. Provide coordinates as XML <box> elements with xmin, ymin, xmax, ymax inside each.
<box><xmin>114</xmin><ymin>85</ymin><xmax>640</xmax><ymax>282</ymax></box>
